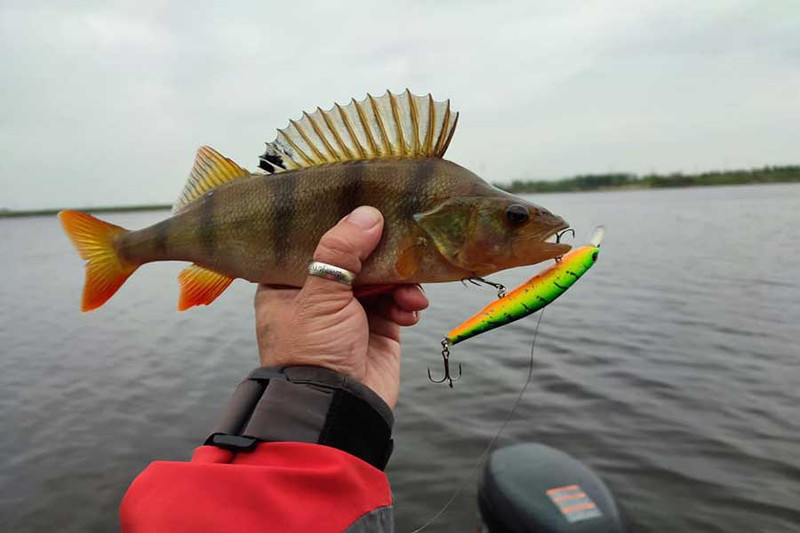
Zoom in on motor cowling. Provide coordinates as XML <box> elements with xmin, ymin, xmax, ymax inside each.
<box><xmin>478</xmin><ymin>443</ymin><xmax>627</xmax><ymax>533</ymax></box>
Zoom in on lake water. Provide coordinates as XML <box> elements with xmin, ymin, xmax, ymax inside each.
<box><xmin>1</xmin><ymin>184</ymin><xmax>799</xmax><ymax>532</ymax></box>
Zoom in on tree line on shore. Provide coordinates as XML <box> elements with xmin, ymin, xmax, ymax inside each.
<box><xmin>3</xmin><ymin>165</ymin><xmax>799</xmax><ymax>217</ymax></box>
<box><xmin>496</xmin><ymin>165</ymin><xmax>800</xmax><ymax>194</ymax></box>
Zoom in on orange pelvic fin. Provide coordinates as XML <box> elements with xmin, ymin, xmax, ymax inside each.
<box><xmin>178</xmin><ymin>264</ymin><xmax>234</xmax><ymax>311</ymax></box>
<box><xmin>58</xmin><ymin>210</ymin><xmax>139</xmax><ymax>312</ymax></box>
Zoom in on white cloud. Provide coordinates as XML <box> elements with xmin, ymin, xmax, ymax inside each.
<box><xmin>1</xmin><ymin>0</ymin><xmax>798</xmax><ymax>209</ymax></box>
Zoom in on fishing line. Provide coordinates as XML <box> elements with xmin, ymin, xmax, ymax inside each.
<box><xmin>409</xmin><ymin>310</ymin><xmax>546</xmax><ymax>533</ymax></box>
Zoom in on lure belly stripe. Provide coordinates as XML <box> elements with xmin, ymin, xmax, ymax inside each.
<box><xmin>446</xmin><ymin>227</ymin><xmax>604</xmax><ymax>345</ymax></box>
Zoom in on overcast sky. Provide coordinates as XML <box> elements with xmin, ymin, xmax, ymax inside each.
<box><xmin>2</xmin><ymin>0</ymin><xmax>798</xmax><ymax>210</ymax></box>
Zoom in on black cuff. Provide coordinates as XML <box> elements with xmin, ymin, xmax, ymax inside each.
<box><xmin>205</xmin><ymin>366</ymin><xmax>394</xmax><ymax>470</ymax></box>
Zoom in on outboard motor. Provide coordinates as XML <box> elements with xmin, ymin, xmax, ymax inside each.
<box><xmin>478</xmin><ymin>443</ymin><xmax>627</xmax><ymax>533</ymax></box>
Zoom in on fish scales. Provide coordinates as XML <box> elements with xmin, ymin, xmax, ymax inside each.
<box><xmin>270</xmin><ymin>171</ymin><xmax>297</xmax><ymax>267</ymax></box>
<box><xmin>118</xmin><ymin>159</ymin><xmax>468</xmax><ymax>284</ymax></box>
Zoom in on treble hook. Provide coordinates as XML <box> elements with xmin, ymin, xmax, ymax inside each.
<box><xmin>460</xmin><ymin>276</ymin><xmax>507</xmax><ymax>298</ymax></box>
<box><xmin>553</xmin><ymin>228</ymin><xmax>576</xmax><ymax>263</ymax></box>
<box><xmin>428</xmin><ymin>339</ymin><xmax>462</xmax><ymax>388</ymax></box>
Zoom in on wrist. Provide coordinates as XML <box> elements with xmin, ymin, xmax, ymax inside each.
<box><xmin>259</xmin><ymin>352</ymin><xmax>396</xmax><ymax>408</ymax></box>
<box><xmin>259</xmin><ymin>351</ymin><xmax>358</xmax><ymax>378</ymax></box>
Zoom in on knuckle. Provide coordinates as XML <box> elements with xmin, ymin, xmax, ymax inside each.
<box><xmin>319</xmin><ymin>232</ymin><xmax>353</xmax><ymax>256</ymax></box>
<box><xmin>314</xmin><ymin>233</ymin><xmax>361</xmax><ymax>272</ymax></box>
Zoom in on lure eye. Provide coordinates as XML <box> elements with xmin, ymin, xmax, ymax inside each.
<box><xmin>505</xmin><ymin>204</ymin><xmax>530</xmax><ymax>225</ymax></box>
<box><xmin>591</xmin><ymin>251</ymin><xmax>599</xmax><ymax>262</ymax></box>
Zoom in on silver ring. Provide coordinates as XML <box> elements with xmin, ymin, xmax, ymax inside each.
<box><xmin>308</xmin><ymin>261</ymin><xmax>355</xmax><ymax>285</ymax></box>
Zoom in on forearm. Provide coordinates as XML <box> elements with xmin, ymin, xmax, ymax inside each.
<box><xmin>121</xmin><ymin>366</ymin><xmax>395</xmax><ymax>532</ymax></box>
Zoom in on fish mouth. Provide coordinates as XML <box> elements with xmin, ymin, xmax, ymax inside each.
<box><xmin>511</xmin><ymin>219</ymin><xmax>572</xmax><ymax>265</ymax></box>
<box><xmin>542</xmin><ymin>228</ymin><xmax>574</xmax><ymax>257</ymax></box>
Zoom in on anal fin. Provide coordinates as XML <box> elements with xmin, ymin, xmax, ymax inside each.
<box><xmin>178</xmin><ymin>264</ymin><xmax>234</xmax><ymax>311</ymax></box>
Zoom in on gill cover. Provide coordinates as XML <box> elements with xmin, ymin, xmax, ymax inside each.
<box><xmin>414</xmin><ymin>198</ymin><xmax>507</xmax><ymax>272</ymax></box>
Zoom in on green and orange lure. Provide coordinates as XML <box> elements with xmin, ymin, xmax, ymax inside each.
<box><xmin>431</xmin><ymin>227</ymin><xmax>604</xmax><ymax>386</ymax></box>
<box><xmin>447</xmin><ymin>226</ymin><xmax>605</xmax><ymax>346</ymax></box>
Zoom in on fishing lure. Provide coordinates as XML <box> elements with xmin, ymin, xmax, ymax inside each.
<box><xmin>429</xmin><ymin>226</ymin><xmax>605</xmax><ymax>387</ymax></box>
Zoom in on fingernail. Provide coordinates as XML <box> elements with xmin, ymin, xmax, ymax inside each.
<box><xmin>346</xmin><ymin>206</ymin><xmax>381</xmax><ymax>229</ymax></box>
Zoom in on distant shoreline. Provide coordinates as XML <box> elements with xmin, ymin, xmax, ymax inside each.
<box><xmin>3</xmin><ymin>165</ymin><xmax>798</xmax><ymax>217</ymax></box>
<box><xmin>495</xmin><ymin>165</ymin><xmax>800</xmax><ymax>194</ymax></box>
<box><xmin>0</xmin><ymin>204</ymin><xmax>171</xmax><ymax>218</ymax></box>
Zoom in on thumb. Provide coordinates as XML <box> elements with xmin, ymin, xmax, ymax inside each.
<box><xmin>301</xmin><ymin>206</ymin><xmax>384</xmax><ymax>304</ymax></box>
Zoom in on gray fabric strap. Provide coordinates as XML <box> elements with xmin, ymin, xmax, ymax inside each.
<box><xmin>242</xmin><ymin>378</ymin><xmax>332</xmax><ymax>443</ymax></box>
<box><xmin>209</xmin><ymin>369</ymin><xmax>284</xmax><ymax>437</ymax></box>
<box><xmin>279</xmin><ymin>366</ymin><xmax>394</xmax><ymax>428</ymax></box>
<box><xmin>206</xmin><ymin>366</ymin><xmax>395</xmax><ymax>470</ymax></box>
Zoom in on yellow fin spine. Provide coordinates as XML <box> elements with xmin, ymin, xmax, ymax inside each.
<box><xmin>434</xmin><ymin>102</ymin><xmax>452</xmax><ymax>155</ymax></box>
<box><xmin>407</xmin><ymin>89</ymin><xmax>420</xmax><ymax>155</ymax></box>
<box><xmin>290</xmin><ymin>118</ymin><xmax>327</xmax><ymax>164</ymax></box>
<box><xmin>354</xmin><ymin>98</ymin><xmax>379</xmax><ymax>156</ymax></box>
<box><xmin>305</xmin><ymin>111</ymin><xmax>340</xmax><ymax>162</ymax></box>
<box><xmin>368</xmin><ymin>93</ymin><xmax>392</xmax><ymax>156</ymax></box>
<box><xmin>440</xmin><ymin>110</ymin><xmax>459</xmax><ymax>156</ymax></box>
<box><xmin>424</xmin><ymin>94</ymin><xmax>435</xmax><ymax>156</ymax></box>
<box><xmin>320</xmin><ymin>106</ymin><xmax>354</xmax><ymax>160</ymax></box>
<box><xmin>277</xmin><ymin>129</ymin><xmax>314</xmax><ymax>167</ymax></box>
<box><xmin>389</xmin><ymin>91</ymin><xmax>407</xmax><ymax>156</ymax></box>
<box><xmin>336</xmin><ymin>102</ymin><xmax>366</xmax><ymax>159</ymax></box>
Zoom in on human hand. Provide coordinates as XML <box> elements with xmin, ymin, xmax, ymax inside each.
<box><xmin>254</xmin><ymin>206</ymin><xmax>429</xmax><ymax>409</ymax></box>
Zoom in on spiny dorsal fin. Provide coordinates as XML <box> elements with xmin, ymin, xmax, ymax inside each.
<box><xmin>258</xmin><ymin>89</ymin><xmax>459</xmax><ymax>173</ymax></box>
<box><xmin>173</xmin><ymin>146</ymin><xmax>249</xmax><ymax>214</ymax></box>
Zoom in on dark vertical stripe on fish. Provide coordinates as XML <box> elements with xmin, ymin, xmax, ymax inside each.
<box><xmin>337</xmin><ymin>162</ymin><xmax>364</xmax><ymax>220</ymax></box>
<box><xmin>154</xmin><ymin>218</ymin><xmax>170</xmax><ymax>256</ymax></box>
<box><xmin>199</xmin><ymin>193</ymin><xmax>215</xmax><ymax>257</ymax></box>
<box><xmin>400</xmin><ymin>158</ymin><xmax>432</xmax><ymax>220</ymax></box>
<box><xmin>271</xmin><ymin>172</ymin><xmax>297</xmax><ymax>265</ymax></box>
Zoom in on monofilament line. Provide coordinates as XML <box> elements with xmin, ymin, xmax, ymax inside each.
<box><xmin>409</xmin><ymin>310</ymin><xmax>546</xmax><ymax>533</ymax></box>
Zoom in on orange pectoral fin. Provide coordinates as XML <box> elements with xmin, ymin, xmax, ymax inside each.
<box><xmin>178</xmin><ymin>264</ymin><xmax>234</xmax><ymax>311</ymax></box>
<box><xmin>396</xmin><ymin>242</ymin><xmax>424</xmax><ymax>280</ymax></box>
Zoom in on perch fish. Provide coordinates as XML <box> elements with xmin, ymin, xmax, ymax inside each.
<box><xmin>60</xmin><ymin>90</ymin><xmax>570</xmax><ymax>311</ymax></box>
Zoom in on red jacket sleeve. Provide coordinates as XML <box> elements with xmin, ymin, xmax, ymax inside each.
<box><xmin>120</xmin><ymin>442</ymin><xmax>392</xmax><ymax>532</ymax></box>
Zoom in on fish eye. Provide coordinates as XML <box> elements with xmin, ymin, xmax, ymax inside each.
<box><xmin>505</xmin><ymin>204</ymin><xmax>530</xmax><ymax>225</ymax></box>
<box><xmin>592</xmin><ymin>251</ymin><xmax>599</xmax><ymax>262</ymax></box>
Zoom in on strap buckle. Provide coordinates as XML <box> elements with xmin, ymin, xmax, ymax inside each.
<box><xmin>205</xmin><ymin>433</ymin><xmax>259</xmax><ymax>452</ymax></box>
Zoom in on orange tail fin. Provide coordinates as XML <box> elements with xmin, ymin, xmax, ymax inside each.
<box><xmin>58</xmin><ymin>210</ymin><xmax>139</xmax><ymax>311</ymax></box>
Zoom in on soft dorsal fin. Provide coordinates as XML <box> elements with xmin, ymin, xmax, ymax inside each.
<box><xmin>258</xmin><ymin>89</ymin><xmax>459</xmax><ymax>173</ymax></box>
<box><xmin>173</xmin><ymin>146</ymin><xmax>249</xmax><ymax>214</ymax></box>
